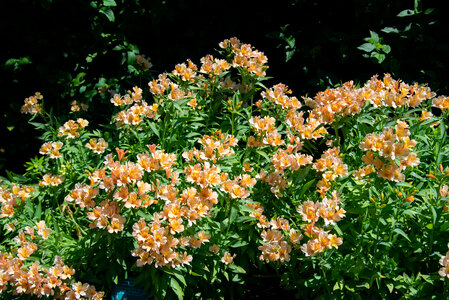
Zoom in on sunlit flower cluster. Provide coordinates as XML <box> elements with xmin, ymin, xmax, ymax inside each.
<box><xmin>0</xmin><ymin>184</ymin><xmax>34</xmax><ymax>217</ymax></box>
<box><xmin>261</xmin><ymin>83</ymin><xmax>302</xmax><ymax>110</ymax></box>
<box><xmin>301</xmin><ymin>228</ymin><xmax>343</xmax><ymax>257</ymax></box>
<box><xmin>199</xmin><ymin>55</ymin><xmax>231</xmax><ymax>78</ymax></box>
<box><xmin>0</xmin><ymin>247</ymin><xmax>102</xmax><ymax>299</ymax></box>
<box><xmin>255</xmin><ymin>137</ymin><xmax>313</xmax><ymax>197</ymax></box>
<box><xmin>432</xmin><ymin>96</ymin><xmax>449</xmax><ymax>110</ymax></box>
<box><xmin>39</xmin><ymin>173</ymin><xmax>64</xmax><ymax>187</ymax></box>
<box><xmin>172</xmin><ymin>59</ymin><xmax>198</xmax><ymax>81</ymax></box>
<box><xmin>248</xmin><ymin>116</ymin><xmax>284</xmax><ymax>147</ymax></box>
<box><xmin>58</xmin><ymin>119</ymin><xmax>89</xmax><ymax>138</ymax></box>
<box><xmin>363</xmin><ymin>73</ymin><xmax>436</xmax><ymax>108</ymax></box>
<box><xmin>297</xmin><ymin>74</ymin><xmax>436</xmax><ymax>142</ymax></box>
<box><xmin>111</xmin><ymin>86</ymin><xmax>143</xmax><ymax>106</ymax></box>
<box><xmin>312</xmin><ymin>147</ymin><xmax>348</xmax><ymax>197</ymax></box>
<box><xmin>115</xmin><ymin>100</ymin><xmax>158</xmax><ymax>127</ymax></box>
<box><xmin>357</xmin><ymin>120</ymin><xmax>419</xmax><ymax>182</ymax></box>
<box><xmin>296</xmin><ymin>191</ymin><xmax>344</xmax><ymax>256</ymax></box>
<box><xmin>148</xmin><ymin>73</ymin><xmax>172</xmax><ymax>96</ymax></box>
<box><xmin>182</xmin><ymin>131</ymin><xmax>238</xmax><ymax>163</ymax></box>
<box><xmin>87</xmin><ymin>200</ymin><xmax>126</xmax><ymax>233</ymax></box>
<box><xmin>285</xmin><ymin>110</ymin><xmax>328</xmax><ymax>140</ymax></box>
<box><xmin>258</xmin><ymin>219</ymin><xmax>296</xmax><ymax>263</ymax></box>
<box><xmin>297</xmin><ymin>191</ymin><xmax>346</xmax><ymax>226</ymax></box>
<box><xmin>20</xmin><ymin>92</ymin><xmax>43</xmax><ymax>115</ymax></box>
<box><xmin>85</xmin><ymin>138</ymin><xmax>108</xmax><ymax>154</ymax></box>
<box><xmin>65</xmin><ymin>183</ymin><xmax>99</xmax><ymax>209</ymax></box>
<box><xmin>132</xmin><ymin>216</ymin><xmax>213</xmax><ymax>268</ymax></box>
<box><xmin>219</xmin><ymin>37</ymin><xmax>268</xmax><ymax>77</ymax></box>
<box><xmin>39</xmin><ymin>141</ymin><xmax>63</xmax><ymax>159</ymax></box>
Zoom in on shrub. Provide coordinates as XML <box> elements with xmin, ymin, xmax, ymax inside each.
<box><xmin>1</xmin><ymin>37</ymin><xmax>449</xmax><ymax>299</ymax></box>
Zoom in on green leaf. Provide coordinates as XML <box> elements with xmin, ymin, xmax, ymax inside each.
<box><xmin>103</xmin><ymin>0</ymin><xmax>116</xmax><ymax>6</ymax></box>
<box><xmin>285</xmin><ymin>36</ymin><xmax>295</xmax><ymax>48</ymax></box>
<box><xmin>255</xmin><ymin>150</ymin><xmax>270</xmax><ymax>162</ymax></box>
<box><xmin>147</xmin><ymin>122</ymin><xmax>160</xmax><ymax>138</ymax></box>
<box><xmin>297</xmin><ymin>179</ymin><xmax>316</xmax><ymax>199</ymax></box>
<box><xmin>386</xmin><ymin>283</ymin><xmax>394</xmax><ymax>293</ymax></box>
<box><xmin>357</xmin><ymin>43</ymin><xmax>375</xmax><ymax>53</ymax></box>
<box><xmin>285</xmin><ymin>50</ymin><xmax>295</xmax><ymax>62</ymax></box>
<box><xmin>34</xmin><ymin>200</ymin><xmax>42</xmax><ymax>220</ymax></box>
<box><xmin>229</xmin><ymin>206</ymin><xmax>238</xmax><ymax>224</ymax></box>
<box><xmin>229</xmin><ymin>264</ymin><xmax>246</xmax><ymax>274</ymax></box>
<box><xmin>393</xmin><ymin>228</ymin><xmax>411</xmax><ymax>243</ymax></box>
<box><xmin>397</xmin><ymin>9</ymin><xmax>415</xmax><ymax>17</ymax></box>
<box><xmin>170</xmin><ymin>278</ymin><xmax>184</xmax><ymax>299</ymax></box>
<box><xmin>230</xmin><ymin>240</ymin><xmax>249</xmax><ymax>248</ymax></box>
<box><xmin>424</xmin><ymin>8</ymin><xmax>435</xmax><ymax>15</ymax></box>
<box><xmin>99</xmin><ymin>7</ymin><xmax>115</xmax><ymax>22</ymax></box>
<box><xmin>381</xmin><ymin>27</ymin><xmax>400</xmax><ymax>34</ymax></box>
<box><xmin>369</xmin><ymin>30</ymin><xmax>380</xmax><ymax>42</ymax></box>
<box><xmin>381</xmin><ymin>44</ymin><xmax>391</xmax><ymax>54</ymax></box>
<box><xmin>430</xmin><ymin>205</ymin><xmax>437</xmax><ymax>225</ymax></box>
<box><xmin>371</xmin><ymin>52</ymin><xmax>386</xmax><ymax>63</ymax></box>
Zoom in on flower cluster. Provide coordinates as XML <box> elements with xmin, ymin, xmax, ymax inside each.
<box><xmin>115</xmin><ymin>100</ymin><xmax>158</xmax><ymax>127</ymax></box>
<box><xmin>39</xmin><ymin>173</ymin><xmax>64</xmax><ymax>187</ymax></box>
<box><xmin>285</xmin><ymin>110</ymin><xmax>328</xmax><ymax>140</ymax></box>
<box><xmin>87</xmin><ymin>200</ymin><xmax>126</xmax><ymax>233</ymax></box>
<box><xmin>182</xmin><ymin>131</ymin><xmax>238</xmax><ymax>163</ymax></box>
<box><xmin>253</xmin><ymin>134</ymin><xmax>312</xmax><ymax>197</ymax></box>
<box><xmin>261</xmin><ymin>83</ymin><xmax>302</xmax><ymax>110</ymax></box>
<box><xmin>85</xmin><ymin>138</ymin><xmax>108</xmax><ymax>154</ymax></box>
<box><xmin>248</xmin><ymin>116</ymin><xmax>284</xmax><ymax>147</ymax></box>
<box><xmin>357</xmin><ymin>120</ymin><xmax>419</xmax><ymax>182</ymax></box>
<box><xmin>172</xmin><ymin>59</ymin><xmax>198</xmax><ymax>81</ymax></box>
<box><xmin>298</xmin><ymin>191</ymin><xmax>345</xmax><ymax>256</ymax></box>
<box><xmin>132</xmin><ymin>217</ymin><xmax>195</xmax><ymax>268</ymax></box>
<box><xmin>312</xmin><ymin>147</ymin><xmax>348</xmax><ymax>197</ymax></box>
<box><xmin>111</xmin><ymin>87</ymin><xmax>143</xmax><ymax>106</ymax></box>
<box><xmin>199</xmin><ymin>55</ymin><xmax>231</xmax><ymax>78</ymax></box>
<box><xmin>58</xmin><ymin>119</ymin><xmax>89</xmax><ymax>138</ymax></box>
<box><xmin>0</xmin><ymin>248</ymin><xmax>102</xmax><ymax>299</ymax></box>
<box><xmin>219</xmin><ymin>37</ymin><xmax>268</xmax><ymax>77</ymax></box>
<box><xmin>20</xmin><ymin>92</ymin><xmax>43</xmax><ymax>115</ymax></box>
<box><xmin>64</xmin><ymin>183</ymin><xmax>99</xmax><ymax>209</ymax></box>
<box><xmin>432</xmin><ymin>96</ymin><xmax>449</xmax><ymax>110</ymax></box>
<box><xmin>70</xmin><ymin>100</ymin><xmax>88</xmax><ymax>112</ymax></box>
<box><xmin>363</xmin><ymin>74</ymin><xmax>436</xmax><ymax>108</ymax></box>
<box><xmin>39</xmin><ymin>141</ymin><xmax>63</xmax><ymax>159</ymax></box>
<box><xmin>136</xmin><ymin>54</ymin><xmax>152</xmax><ymax>70</ymax></box>
<box><xmin>0</xmin><ymin>183</ymin><xmax>34</xmax><ymax>217</ymax></box>
<box><xmin>258</xmin><ymin>219</ymin><xmax>297</xmax><ymax>263</ymax></box>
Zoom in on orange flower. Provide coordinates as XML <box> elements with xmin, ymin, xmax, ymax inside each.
<box><xmin>221</xmin><ymin>252</ymin><xmax>236</xmax><ymax>264</ymax></box>
<box><xmin>115</xmin><ymin>148</ymin><xmax>129</xmax><ymax>162</ymax></box>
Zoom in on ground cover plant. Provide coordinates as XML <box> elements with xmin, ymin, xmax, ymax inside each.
<box><xmin>1</xmin><ymin>37</ymin><xmax>449</xmax><ymax>299</ymax></box>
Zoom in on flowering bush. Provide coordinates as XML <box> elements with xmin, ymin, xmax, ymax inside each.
<box><xmin>2</xmin><ymin>37</ymin><xmax>449</xmax><ymax>298</ymax></box>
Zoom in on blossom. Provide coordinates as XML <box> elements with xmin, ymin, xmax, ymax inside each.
<box><xmin>439</xmin><ymin>244</ymin><xmax>449</xmax><ymax>278</ymax></box>
<box><xmin>221</xmin><ymin>252</ymin><xmax>236</xmax><ymax>264</ymax></box>
<box><xmin>21</xmin><ymin>92</ymin><xmax>43</xmax><ymax>114</ymax></box>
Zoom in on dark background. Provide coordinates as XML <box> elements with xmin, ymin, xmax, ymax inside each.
<box><xmin>1</xmin><ymin>0</ymin><xmax>448</xmax><ymax>177</ymax></box>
